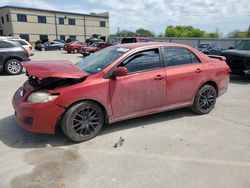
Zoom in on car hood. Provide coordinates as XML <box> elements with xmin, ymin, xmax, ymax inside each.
<box><xmin>221</xmin><ymin>49</ymin><xmax>250</xmax><ymax>58</ymax></box>
<box><xmin>22</xmin><ymin>60</ymin><xmax>88</xmax><ymax>79</ymax></box>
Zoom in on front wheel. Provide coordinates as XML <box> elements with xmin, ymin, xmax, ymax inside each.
<box><xmin>5</xmin><ymin>59</ymin><xmax>23</xmax><ymax>75</ymax></box>
<box><xmin>191</xmin><ymin>85</ymin><xmax>217</xmax><ymax>114</ymax></box>
<box><xmin>61</xmin><ymin>101</ymin><xmax>104</xmax><ymax>142</ymax></box>
<box><xmin>73</xmin><ymin>49</ymin><xmax>78</xmax><ymax>54</ymax></box>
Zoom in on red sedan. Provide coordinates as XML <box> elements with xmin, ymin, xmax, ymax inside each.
<box><xmin>64</xmin><ymin>41</ymin><xmax>87</xmax><ymax>53</ymax></box>
<box><xmin>13</xmin><ymin>43</ymin><xmax>229</xmax><ymax>142</ymax></box>
<box><xmin>80</xmin><ymin>42</ymin><xmax>111</xmax><ymax>56</ymax></box>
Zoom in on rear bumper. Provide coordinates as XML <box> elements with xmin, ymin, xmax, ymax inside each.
<box><xmin>12</xmin><ymin>88</ymin><xmax>65</xmax><ymax>134</ymax></box>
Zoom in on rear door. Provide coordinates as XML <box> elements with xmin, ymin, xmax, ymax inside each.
<box><xmin>162</xmin><ymin>47</ymin><xmax>206</xmax><ymax>106</ymax></box>
<box><xmin>109</xmin><ymin>48</ymin><xmax>167</xmax><ymax>118</ymax></box>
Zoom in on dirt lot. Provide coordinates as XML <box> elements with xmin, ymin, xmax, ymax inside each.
<box><xmin>0</xmin><ymin>51</ymin><xmax>250</xmax><ymax>188</ymax></box>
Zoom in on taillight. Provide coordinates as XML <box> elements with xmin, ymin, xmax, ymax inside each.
<box><xmin>23</xmin><ymin>50</ymin><xmax>29</xmax><ymax>55</ymax></box>
<box><xmin>29</xmin><ymin>46</ymin><xmax>32</xmax><ymax>50</ymax></box>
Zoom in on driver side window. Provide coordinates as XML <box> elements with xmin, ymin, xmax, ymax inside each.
<box><xmin>120</xmin><ymin>48</ymin><xmax>160</xmax><ymax>73</ymax></box>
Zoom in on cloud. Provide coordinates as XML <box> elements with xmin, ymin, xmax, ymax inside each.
<box><xmin>1</xmin><ymin>0</ymin><xmax>250</xmax><ymax>35</ymax></box>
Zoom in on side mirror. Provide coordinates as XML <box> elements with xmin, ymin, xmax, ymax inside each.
<box><xmin>228</xmin><ymin>46</ymin><xmax>234</xmax><ymax>49</ymax></box>
<box><xmin>112</xmin><ymin>67</ymin><xmax>128</xmax><ymax>78</ymax></box>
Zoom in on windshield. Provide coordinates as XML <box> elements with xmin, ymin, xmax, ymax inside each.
<box><xmin>91</xmin><ymin>43</ymin><xmax>98</xmax><ymax>47</ymax></box>
<box><xmin>197</xmin><ymin>44</ymin><xmax>209</xmax><ymax>48</ymax></box>
<box><xmin>76</xmin><ymin>47</ymin><xmax>128</xmax><ymax>74</ymax></box>
<box><xmin>235</xmin><ymin>40</ymin><xmax>250</xmax><ymax>50</ymax></box>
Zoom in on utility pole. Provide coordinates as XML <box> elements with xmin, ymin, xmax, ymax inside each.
<box><xmin>117</xmin><ymin>27</ymin><xmax>120</xmax><ymax>37</ymax></box>
<box><xmin>247</xmin><ymin>24</ymin><xmax>250</xmax><ymax>37</ymax></box>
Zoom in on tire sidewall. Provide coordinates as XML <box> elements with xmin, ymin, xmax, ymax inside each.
<box><xmin>193</xmin><ymin>85</ymin><xmax>217</xmax><ymax>114</ymax></box>
<box><xmin>61</xmin><ymin>101</ymin><xmax>104</xmax><ymax>142</ymax></box>
<box><xmin>5</xmin><ymin>59</ymin><xmax>23</xmax><ymax>75</ymax></box>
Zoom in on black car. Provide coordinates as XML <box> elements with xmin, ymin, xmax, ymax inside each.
<box><xmin>35</xmin><ymin>41</ymin><xmax>64</xmax><ymax>51</ymax></box>
<box><xmin>0</xmin><ymin>40</ymin><xmax>29</xmax><ymax>75</ymax></box>
<box><xmin>196</xmin><ymin>42</ymin><xmax>223</xmax><ymax>55</ymax></box>
<box><xmin>221</xmin><ymin>40</ymin><xmax>250</xmax><ymax>76</ymax></box>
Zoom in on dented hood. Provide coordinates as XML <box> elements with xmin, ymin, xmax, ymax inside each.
<box><xmin>22</xmin><ymin>60</ymin><xmax>88</xmax><ymax>79</ymax></box>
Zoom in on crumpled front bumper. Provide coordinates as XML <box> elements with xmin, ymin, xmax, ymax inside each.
<box><xmin>12</xmin><ymin>87</ymin><xmax>65</xmax><ymax>134</ymax></box>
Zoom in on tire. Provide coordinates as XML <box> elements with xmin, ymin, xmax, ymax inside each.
<box><xmin>61</xmin><ymin>101</ymin><xmax>104</xmax><ymax>142</ymax></box>
<box><xmin>191</xmin><ymin>84</ymin><xmax>217</xmax><ymax>114</ymax></box>
<box><xmin>60</xmin><ymin>47</ymin><xmax>64</xmax><ymax>51</ymax></box>
<box><xmin>41</xmin><ymin>47</ymin><xmax>45</xmax><ymax>51</ymax></box>
<box><xmin>73</xmin><ymin>49</ymin><xmax>78</xmax><ymax>54</ymax></box>
<box><xmin>4</xmin><ymin>59</ymin><xmax>23</xmax><ymax>75</ymax></box>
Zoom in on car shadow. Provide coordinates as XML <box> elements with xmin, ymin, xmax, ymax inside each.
<box><xmin>0</xmin><ymin>71</ymin><xmax>26</xmax><ymax>76</ymax></box>
<box><xmin>0</xmin><ymin>108</ymin><xmax>195</xmax><ymax>149</ymax></box>
<box><xmin>230</xmin><ymin>74</ymin><xmax>250</xmax><ymax>84</ymax></box>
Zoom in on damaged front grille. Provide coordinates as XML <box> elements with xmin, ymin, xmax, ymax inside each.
<box><xmin>26</xmin><ymin>73</ymin><xmax>87</xmax><ymax>90</ymax></box>
<box><xmin>226</xmin><ymin>57</ymin><xmax>250</xmax><ymax>75</ymax></box>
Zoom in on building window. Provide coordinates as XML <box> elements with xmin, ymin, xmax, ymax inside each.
<box><xmin>100</xmin><ymin>21</ymin><xmax>105</xmax><ymax>27</ymax></box>
<box><xmin>59</xmin><ymin>17</ymin><xmax>64</xmax><ymax>25</ymax></box>
<box><xmin>6</xmin><ymin>14</ymin><xmax>9</xmax><ymax>22</ymax></box>
<box><xmin>60</xmin><ymin>35</ymin><xmax>65</xmax><ymax>41</ymax></box>
<box><xmin>1</xmin><ymin>17</ymin><xmax>4</xmax><ymax>24</ymax></box>
<box><xmin>38</xmin><ymin>16</ymin><xmax>47</xmax><ymax>23</ymax></box>
<box><xmin>19</xmin><ymin>34</ymin><xmax>30</xmax><ymax>42</ymax></box>
<box><xmin>17</xmin><ymin>14</ymin><xmax>27</xmax><ymax>22</ymax></box>
<box><xmin>69</xmin><ymin>35</ymin><xmax>76</xmax><ymax>39</ymax></box>
<box><xmin>68</xmin><ymin>18</ymin><xmax>75</xmax><ymax>25</ymax></box>
<box><xmin>39</xmin><ymin>35</ymin><xmax>48</xmax><ymax>41</ymax></box>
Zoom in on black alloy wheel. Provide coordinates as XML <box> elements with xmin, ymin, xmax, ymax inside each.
<box><xmin>192</xmin><ymin>84</ymin><xmax>217</xmax><ymax>114</ymax></box>
<box><xmin>61</xmin><ymin>101</ymin><xmax>104</xmax><ymax>142</ymax></box>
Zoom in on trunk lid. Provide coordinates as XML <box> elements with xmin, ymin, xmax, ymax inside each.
<box><xmin>22</xmin><ymin>60</ymin><xmax>88</xmax><ymax>79</ymax></box>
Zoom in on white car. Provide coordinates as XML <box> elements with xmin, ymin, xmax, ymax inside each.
<box><xmin>10</xmin><ymin>39</ymin><xmax>34</xmax><ymax>56</ymax></box>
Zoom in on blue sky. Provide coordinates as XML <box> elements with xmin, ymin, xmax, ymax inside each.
<box><xmin>1</xmin><ymin>0</ymin><xmax>250</xmax><ymax>36</ymax></box>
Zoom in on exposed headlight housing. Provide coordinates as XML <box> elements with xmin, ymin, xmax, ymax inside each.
<box><xmin>27</xmin><ymin>92</ymin><xmax>59</xmax><ymax>103</ymax></box>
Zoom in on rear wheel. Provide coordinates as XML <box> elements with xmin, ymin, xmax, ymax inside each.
<box><xmin>191</xmin><ymin>85</ymin><xmax>217</xmax><ymax>114</ymax></box>
<box><xmin>61</xmin><ymin>101</ymin><xmax>104</xmax><ymax>142</ymax></box>
<box><xmin>73</xmin><ymin>49</ymin><xmax>78</xmax><ymax>54</ymax></box>
<box><xmin>5</xmin><ymin>59</ymin><xmax>23</xmax><ymax>75</ymax></box>
<box><xmin>41</xmin><ymin>47</ymin><xmax>45</xmax><ymax>51</ymax></box>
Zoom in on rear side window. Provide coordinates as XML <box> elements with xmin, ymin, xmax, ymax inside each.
<box><xmin>0</xmin><ymin>41</ymin><xmax>14</xmax><ymax>48</ymax></box>
<box><xmin>162</xmin><ymin>47</ymin><xmax>200</xmax><ymax>67</ymax></box>
<box><xmin>120</xmin><ymin>49</ymin><xmax>160</xmax><ymax>73</ymax></box>
<box><xmin>121</xmin><ymin>38</ymin><xmax>137</xmax><ymax>44</ymax></box>
<box><xmin>16</xmin><ymin>40</ymin><xmax>28</xmax><ymax>45</ymax></box>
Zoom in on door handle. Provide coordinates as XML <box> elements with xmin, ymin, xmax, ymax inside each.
<box><xmin>195</xmin><ymin>68</ymin><xmax>203</xmax><ymax>73</ymax></box>
<box><xmin>154</xmin><ymin>75</ymin><xmax>164</xmax><ymax>80</ymax></box>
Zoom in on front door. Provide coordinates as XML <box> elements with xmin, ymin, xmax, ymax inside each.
<box><xmin>109</xmin><ymin>48</ymin><xmax>166</xmax><ymax>119</ymax></box>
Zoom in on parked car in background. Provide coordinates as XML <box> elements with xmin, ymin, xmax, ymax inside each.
<box><xmin>53</xmin><ymin>39</ymin><xmax>65</xmax><ymax>44</ymax></box>
<box><xmin>121</xmin><ymin>37</ymin><xmax>154</xmax><ymax>44</ymax></box>
<box><xmin>88</xmin><ymin>38</ymin><xmax>104</xmax><ymax>45</ymax></box>
<box><xmin>10</xmin><ymin>39</ymin><xmax>34</xmax><ymax>56</ymax></box>
<box><xmin>64</xmin><ymin>41</ymin><xmax>87</xmax><ymax>53</ymax></box>
<box><xmin>13</xmin><ymin>42</ymin><xmax>229</xmax><ymax>142</ymax></box>
<box><xmin>80</xmin><ymin>42</ymin><xmax>112</xmax><ymax>56</ymax></box>
<box><xmin>66</xmin><ymin>38</ymin><xmax>78</xmax><ymax>43</ymax></box>
<box><xmin>221</xmin><ymin>40</ymin><xmax>250</xmax><ymax>76</ymax></box>
<box><xmin>35</xmin><ymin>41</ymin><xmax>64</xmax><ymax>51</ymax></box>
<box><xmin>195</xmin><ymin>42</ymin><xmax>223</xmax><ymax>55</ymax></box>
<box><xmin>0</xmin><ymin>40</ymin><xmax>29</xmax><ymax>75</ymax></box>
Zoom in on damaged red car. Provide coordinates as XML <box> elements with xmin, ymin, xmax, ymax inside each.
<box><xmin>12</xmin><ymin>43</ymin><xmax>229</xmax><ymax>142</ymax></box>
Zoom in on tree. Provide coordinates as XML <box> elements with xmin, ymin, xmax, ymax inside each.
<box><xmin>165</xmin><ymin>25</ymin><xmax>221</xmax><ymax>38</ymax></box>
<box><xmin>227</xmin><ymin>30</ymin><xmax>248</xmax><ymax>38</ymax></box>
<box><xmin>135</xmin><ymin>28</ymin><xmax>155</xmax><ymax>37</ymax></box>
<box><xmin>115</xmin><ymin>30</ymin><xmax>136</xmax><ymax>37</ymax></box>
<box><xmin>207</xmin><ymin>28</ymin><xmax>222</xmax><ymax>38</ymax></box>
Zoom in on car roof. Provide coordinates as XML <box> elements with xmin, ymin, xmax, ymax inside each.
<box><xmin>115</xmin><ymin>42</ymin><xmax>193</xmax><ymax>50</ymax></box>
